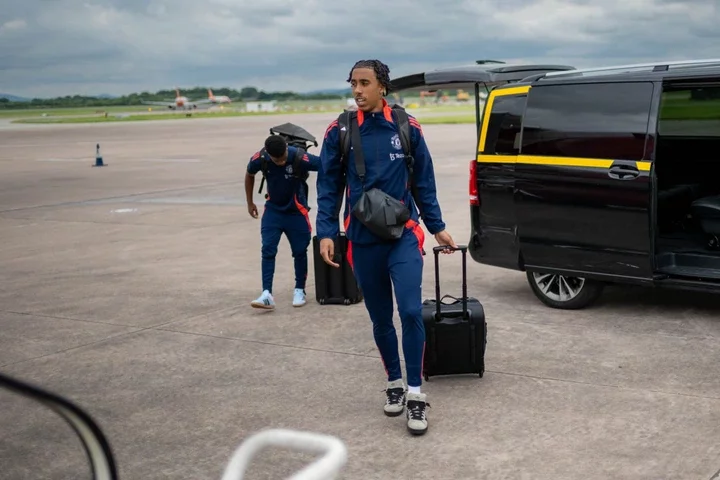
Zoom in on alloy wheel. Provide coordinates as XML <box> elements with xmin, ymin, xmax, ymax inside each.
<box><xmin>531</xmin><ymin>272</ymin><xmax>586</xmax><ymax>302</ymax></box>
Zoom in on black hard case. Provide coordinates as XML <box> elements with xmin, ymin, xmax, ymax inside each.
<box><xmin>422</xmin><ymin>246</ymin><xmax>487</xmax><ymax>381</ymax></box>
<box><xmin>312</xmin><ymin>233</ymin><xmax>363</xmax><ymax>305</ymax></box>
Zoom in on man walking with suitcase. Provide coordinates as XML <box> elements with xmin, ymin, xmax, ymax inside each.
<box><xmin>315</xmin><ymin>59</ymin><xmax>457</xmax><ymax>436</ymax></box>
<box><xmin>245</xmin><ymin>134</ymin><xmax>321</xmax><ymax>309</ymax></box>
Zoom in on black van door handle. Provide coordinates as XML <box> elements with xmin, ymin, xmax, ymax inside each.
<box><xmin>608</xmin><ymin>163</ymin><xmax>639</xmax><ymax>180</ymax></box>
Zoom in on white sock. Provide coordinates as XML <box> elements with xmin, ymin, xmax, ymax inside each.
<box><xmin>408</xmin><ymin>386</ymin><xmax>421</xmax><ymax>394</ymax></box>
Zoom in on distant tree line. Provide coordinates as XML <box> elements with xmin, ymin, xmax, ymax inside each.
<box><xmin>0</xmin><ymin>86</ymin><xmax>352</xmax><ymax>110</ymax></box>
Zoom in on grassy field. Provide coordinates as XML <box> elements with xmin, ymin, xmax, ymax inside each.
<box><xmin>2</xmin><ymin>98</ymin><xmax>348</xmax><ymax>122</ymax></box>
<box><xmin>0</xmin><ymin>105</ymin><xmax>152</xmax><ymax>119</ymax></box>
<box><xmin>11</xmin><ymin>109</ymin><xmax>320</xmax><ymax>124</ymax></box>
<box><xmin>8</xmin><ymin>98</ymin><xmax>479</xmax><ymax>125</ymax></box>
<box><xmin>418</xmin><ymin>114</ymin><xmax>476</xmax><ymax>124</ymax></box>
<box><xmin>660</xmin><ymin>98</ymin><xmax>720</xmax><ymax>120</ymax></box>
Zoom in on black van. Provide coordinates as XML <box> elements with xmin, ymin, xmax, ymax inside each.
<box><xmin>391</xmin><ymin>59</ymin><xmax>720</xmax><ymax>309</ymax></box>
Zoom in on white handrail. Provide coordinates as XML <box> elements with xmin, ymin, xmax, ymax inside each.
<box><xmin>220</xmin><ymin>429</ymin><xmax>348</xmax><ymax>480</ymax></box>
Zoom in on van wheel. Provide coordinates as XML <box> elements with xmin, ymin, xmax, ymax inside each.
<box><xmin>526</xmin><ymin>271</ymin><xmax>604</xmax><ymax>310</ymax></box>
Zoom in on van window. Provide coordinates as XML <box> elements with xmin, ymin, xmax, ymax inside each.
<box><xmin>658</xmin><ymin>84</ymin><xmax>720</xmax><ymax>137</ymax></box>
<box><xmin>520</xmin><ymin>82</ymin><xmax>654</xmax><ymax>160</ymax></box>
<box><xmin>483</xmin><ymin>94</ymin><xmax>527</xmax><ymax>155</ymax></box>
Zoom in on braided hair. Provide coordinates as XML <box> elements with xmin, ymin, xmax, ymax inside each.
<box><xmin>347</xmin><ymin>59</ymin><xmax>391</xmax><ymax>95</ymax></box>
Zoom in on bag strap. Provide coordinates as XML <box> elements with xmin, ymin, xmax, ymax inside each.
<box><xmin>439</xmin><ymin>294</ymin><xmax>460</xmax><ymax>304</ymax></box>
<box><xmin>333</xmin><ymin>111</ymin><xmax>352</xmax><ymax>220</ymax></box>
<box><xmin>338</xmin><ymin>111</ymin><xmax>352</xmax><ymax>166</ymax></box>
<box><xmin>257</xmin><ymin>148</ymin><xmax>268</xmax><ymax>195</ymax></box>
<box><xmin>349</xmin><ymin>115</ymin><xmax>366</xmax><ymax>188</ymax></box>
<box><xmin>390</xmin><ymin>107</ymin><xmax>423</xmax><ymax>219</ymax></box>
<box><xmin>392</xmin><ymin>107</ymin><xmax>413</xmax><ymax>166</ymax></box>
<box><xmin>293</xmin><ymin>147</ymin><xmax>306</xmax><ymax>178</ymax></box>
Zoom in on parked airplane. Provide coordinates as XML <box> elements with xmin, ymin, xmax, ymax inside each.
<box><xmin>207</xmin><ymin>89</ymin><xmax>238</xmax><ymax>104</ymax></box>
<box><xmin>141</xmin><ymin>88</ymin><xmax>211</xmax><ymax>110</ymax></box>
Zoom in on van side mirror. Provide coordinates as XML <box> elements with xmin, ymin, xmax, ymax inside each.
<box><xmin>0</xmin><ymin>372</ymin><xmax>118</xmax><ymax>480</ymax></box>
<box><xmin>1</xmin><ymin>372</ymin><xmax>348</xmax><ymax>479</ymax></box>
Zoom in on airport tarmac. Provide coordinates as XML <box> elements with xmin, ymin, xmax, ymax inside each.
<box><xmin>1</xmin><ymin>113</ymin><xmax>719</xmax><ymax>480</ymax></box>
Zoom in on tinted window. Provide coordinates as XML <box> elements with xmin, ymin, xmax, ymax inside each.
<box><xmin>658</xmin><ymin>84</ymin><xmax>720</xmax><ymax>137</ymax></box>
<box><xmin>521</xmin><ymin>82</ymin><xmax>654</xmax><ymax>160</ymax></box>
<box><xmin>483</xmin><ymin>95</ymin><xmax>526</xmax><ymax>155</ymax></box>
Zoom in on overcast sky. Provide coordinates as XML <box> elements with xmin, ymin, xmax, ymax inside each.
<box><xmin>0</xmin><ymin>0</ymin><xmax>718</xmax><ymax>98</ymax></box>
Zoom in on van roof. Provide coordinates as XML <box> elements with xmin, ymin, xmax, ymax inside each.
<box><xmin>509</xmin><ymin>58</ymin><xmax>720</xmax><ymax>87</ymax></box>
<box><xmin>388</xmin><ymin>63</ymin><xmax>576</xmax><ymax>92</ymax></box>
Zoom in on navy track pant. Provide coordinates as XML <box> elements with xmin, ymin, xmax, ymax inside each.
<box><xmin>260</xmin><ymin>207</ymin><xmax>312</xmax><ymax>293</ymax></box>
<box><xmin>349</xmin><ymin>223</ymin><xmax>426</xmax><ymax>387</ymax></box>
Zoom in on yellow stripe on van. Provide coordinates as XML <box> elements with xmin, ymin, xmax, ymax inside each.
<box><xmin>517</xmin><ymin>155</ymin><xmax>613</xmax><ymax>168</ymax></box>
<box><xmin>493</xmin><ymin>86</ymin><xmax>531</xmax><ymax>96</ymax></box>
<box><xmin>477</xmin><ymin>154</ymin><xmax>654</xmax><ymax>171</ymax></box>
<box><xmin>477</xmin><ymin>86</ymin><xmax>532</xmax><ymax>154</ymax></box>
<box><xmin>476</xmin><ymin>154</ymin><xmax>517</xmax><ymax>164</ymax></box>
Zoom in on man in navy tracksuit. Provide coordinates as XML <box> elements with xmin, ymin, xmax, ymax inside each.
<box><xmin>245</xmin><ymin>134</ymin><xmax>320</xmax><ymax>309</ymax></box>
<box><xmin>315</xmin><ymin>59</ymin><xmax>457</xmax><ymax>436</ymax></box>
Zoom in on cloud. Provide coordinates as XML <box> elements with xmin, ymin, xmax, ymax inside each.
<box><xmin>0</xmin><ymin>0</ymin><xmax>718</xmax><ymax>97</ymax></box>
<box><xmin>0</xmin><ymin>19</ymin><xmax>27</xmax><ymax>32</ymax></box>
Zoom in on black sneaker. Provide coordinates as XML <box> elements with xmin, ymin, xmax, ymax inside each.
<box><xmin>383</xmin><ymin>379</ymin><xmax>406</xmax><ymax>417</ymax></box>
<box><xmin>406</xmin><ymin>392</ymin><xmax>429</xmax><ymax>435</ymax></box>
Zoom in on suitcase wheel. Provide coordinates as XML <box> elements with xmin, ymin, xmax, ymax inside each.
<box><xmin>343</xmin><ymin>298</ymin><xmax>350</xmax><ymax>305</ymax></box>
<box><xmin>319</xmin><ymin>298</ymin><xmax>325</xmax><ymax>305</ymax></box>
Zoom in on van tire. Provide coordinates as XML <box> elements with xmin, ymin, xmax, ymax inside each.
<box><xmin>526</xmin><ymin>271</ymin><xmax>604</xmax><ymax>310</ymax></box>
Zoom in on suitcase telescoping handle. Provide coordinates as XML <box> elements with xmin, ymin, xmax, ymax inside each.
<box><xmin>432</xmin><ymin>245</ymin><xmax>468</xmax><ymax>320</ymax></box>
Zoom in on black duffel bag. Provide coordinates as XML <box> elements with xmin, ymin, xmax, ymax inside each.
<box><xmin>352</xmin><ymin>187</ymin><xmax>410</xmax><ymax>240</ymax></box>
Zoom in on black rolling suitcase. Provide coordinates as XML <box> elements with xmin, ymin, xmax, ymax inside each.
<box><xmin>312</xmin><ymin>233</ymin><xmax>363</xmax><ymax>305</ymax></box>
<box><xmin>422</xmin><ymin>245</ymin><xmax>487</xmax><ymax>381</ymax></box>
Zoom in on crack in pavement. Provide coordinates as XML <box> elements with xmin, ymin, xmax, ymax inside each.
<box><xmin>0</xmin><ymin>304</ymin><xmax>240</xmax><ymax>369</ymax></box>
<box><xmin>156</xmin><ymin>327</ymin><xmax>720</xmax><ymax>402</ymax></box>
<box><xmin>5</xmin><ymin>308</ymin><xmax>720</xmax><ymax>403</ymax></box>
<box><xmin>0</xmin><ymin>180</ymin><xmax>240</xmax><ymax>213</ymax></box>
<box><xmin>0</xmin><ymin>329</ymin><xmax>141</xmax><ymax>369</ymax></box>
<box><xmin>0</xmin><ymin>217</ymin><xmax>240</xmax><ymax>228</ymax></box>
<box><xmin>3</xmin><ymin>310</ymin><xmax>134</xmax><ymax>328</ymax></box>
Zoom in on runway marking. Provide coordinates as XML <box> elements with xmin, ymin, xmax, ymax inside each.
<box><xmin>111</xmin><ymin>208</ymin><xmax>138</xmax><ymax>213</ymax></box>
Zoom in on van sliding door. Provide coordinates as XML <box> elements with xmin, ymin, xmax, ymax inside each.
<box><xmin>516</xmin><ymin>81</ymin><xmax>655</xmax><ymax>281</ymax></box>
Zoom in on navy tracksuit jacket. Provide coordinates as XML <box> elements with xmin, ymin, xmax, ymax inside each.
<box><xmin>316</xmin><ymin>99</ymin><xmax>446</xmax><ymax>387</ymax></box>
<box><xmin>247</xmin><ymin>146</ymin><xmax>320</xmax><ymax>293</ymax></box>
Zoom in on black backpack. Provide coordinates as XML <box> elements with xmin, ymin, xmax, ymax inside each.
<box><xmin>335</xmin><ymin>104</ymin><xmax>422</xmax><ymax>219</ymax></box>
<box><xmin>257</xmin><ymin>145</ymin><xmax>310</xmax><ymax>199</ymax></box>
